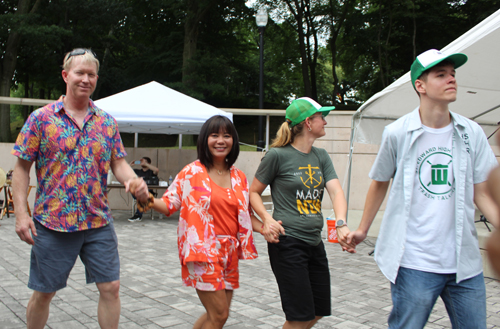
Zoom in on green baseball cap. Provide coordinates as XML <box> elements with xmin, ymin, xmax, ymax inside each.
<box><xmin>286</xmin><ymin>97</ymin><xmax>335</xmax><ymax>127</ymax></box>
<box><xmin>411</xmin><ymin>49</ymin><xmax>468</xmax><ymax>89</ymax></box>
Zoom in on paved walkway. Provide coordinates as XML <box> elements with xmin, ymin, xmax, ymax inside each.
<box><xmin>1</xmin><ymin>210</ymin><xmax>499</xmax><ymax>329</ymax></box>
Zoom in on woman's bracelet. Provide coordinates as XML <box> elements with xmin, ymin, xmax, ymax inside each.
<box><xmin>137</xmin><ymin>192</ymin><xmax>154</xmax><ymax>212</ymax></box>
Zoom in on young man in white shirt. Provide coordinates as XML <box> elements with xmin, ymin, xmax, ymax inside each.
<box><xmin>344</xmin><ymin>49</ymin><xmax>499</xmax><ymax>328</ymax></box>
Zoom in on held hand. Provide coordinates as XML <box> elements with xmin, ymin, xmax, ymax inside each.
<box><xmin>344</xmin><ymin>229</ymin><xmax>367</xmax><ymax>252</ymax></box>
<box><xmin>263</xmin><ymin>220</ymin><xmax>284</xmax><ymax>243</ymax></box>
<box><xmin>263</xmin><ymin>231</ymin><xmax>279</xmax><ymax>243</ymax></box>
<box><xmin>135</xmin><ymin>181</ymin><xmax>149</xmax><ymax>203</ymax></box>
<box><xmin>124</xmin><ymin>176</ymin><xmax>138</xmax><ymax>194</ymax></box>
<box><xmin>337</xmin><ymin>226</ymin><xmax>357</xmax><ymax>253</ymax></box>
<box><xmin>15</xmin><ymin>213</ymin><xmax>36</xmax><ymax>245</ymax></box>
<box><xmin>125</xmin><ymin>177</ymin><xmax>149</xmax><ymax>203</ymax></box>
<box><xmin>263</xmin><ymin>219</ymin><xmax>285</xmax><ymax>243</ymax></box>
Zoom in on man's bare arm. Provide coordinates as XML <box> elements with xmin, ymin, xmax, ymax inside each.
<box><xmin>12</xmin><ymin>158</ymin><xmax>36</xmax><ymax>245</ymax></box>
<box><xmin>346</xmin><ymin>180</ymin><xmax>390</xmax><ymax>246</ymax></box>
<box><xmin>476</xmin><ymin>180</ymin><xmax>499</xmax><ymax>229</ymax></box>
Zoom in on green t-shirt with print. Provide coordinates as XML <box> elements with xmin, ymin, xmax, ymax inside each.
<box><xmin>255</xmin><ymin>144</ymin><xmax>338</xmax><ymax>246</ymax></box>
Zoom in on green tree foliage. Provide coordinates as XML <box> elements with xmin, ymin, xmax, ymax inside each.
<box><xmin>261</xmin><ymin>20</ymin><xmax>304</xmax><ymax>108</ymax></box>
<box><xmin>337</xmin><ymin>0</ymin><xmax>500</xmax><ymax>102</ymax></box>
<box><xmin>1</xmin><ymin>0</ymin><xmax>43</xmax><ymax>142</ymax></box>
<box><xmin>175</xmin><ymin>0</ymin><xmax>258</xmax><ymax>107</ymax></box>
<box><xmin>259</xmin><ymin>0</ymin><xmax>321</xmax><ymax>99</ymax></box>
<box><xmin>3</xmin><ymin>0</ymin><xmax>500</xmax><ymax>144</ymax></box>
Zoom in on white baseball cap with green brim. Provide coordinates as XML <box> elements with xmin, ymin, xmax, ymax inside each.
<box><xmin>410</xmin><ymin>49</ymin><xmax>468</xmax><ymax>89</ymax></box>
<box><xmin>286</xmin><ymin>97</ymin><xmax>335</xmax><ymax>127</ymax></box>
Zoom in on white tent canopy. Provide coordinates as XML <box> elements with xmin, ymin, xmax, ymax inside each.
<box><xmin>352</xmin><ymin>8</ymin><xmax>500</xmax><ymax>146</ymax></box>
<box><xmin>94</xmin><ymin>81</ymin><xmax>232</xmax><ymax>135</ymax></box>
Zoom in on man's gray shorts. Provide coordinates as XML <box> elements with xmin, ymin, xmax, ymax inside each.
<box><xmin>28</xmin><ymin>220</ymin><xmax>120</xmax><ymax>293</ymax></box>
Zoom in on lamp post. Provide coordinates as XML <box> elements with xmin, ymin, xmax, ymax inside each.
<box><xmin>256</xmin><ymin>8</ymin><xmax>268</xmax><ymax>151</ymax></box>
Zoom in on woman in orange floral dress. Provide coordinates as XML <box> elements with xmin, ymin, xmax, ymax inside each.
<box><xmin>151</xmin><ymin>115</ymin><xmax>279</xmax><ymax>329</ymax></box>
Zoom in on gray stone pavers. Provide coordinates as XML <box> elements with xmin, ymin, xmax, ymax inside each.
<box><xmin>0</xmin><ymin>210</ymin><xmax>499</xmax><ymax>328</ymax></box>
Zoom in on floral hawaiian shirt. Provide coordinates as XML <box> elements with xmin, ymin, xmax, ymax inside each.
<box><xmin>12</xmin><ymin>96</ymin><xmax>126</xmax><ymax>232</ymax></box>
<box><xmin>162</xmin><ymin>160</ymin><xmax>258</xmax><ymax>265</ymax></box>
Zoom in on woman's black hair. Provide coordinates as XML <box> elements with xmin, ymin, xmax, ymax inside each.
<box><xmin>197</xmin><ymin>115</ymin><xmax>240</xmax><ymax>170</ymax></box>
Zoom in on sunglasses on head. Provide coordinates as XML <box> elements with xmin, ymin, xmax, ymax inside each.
<box><xmin>67</xmin><ymin>48</ymin><xmax>97</xmax><ymax>60</ymax></box>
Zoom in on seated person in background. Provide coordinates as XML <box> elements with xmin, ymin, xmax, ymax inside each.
<box><xmin>130</xmin><ymin>157</ymin><xmax>159</xmax><ymax>179</ymax></box>
<box><xmin>128</xmin><ymin>157</ymin><xmax>159</xmax><ymax>222</ymax></box>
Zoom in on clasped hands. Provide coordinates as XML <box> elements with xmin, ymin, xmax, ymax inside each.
<box><xmin>261</xmin><ymin>218</ymin><xmax>359</xmax><ymax>253</ymax></box>
<box><xmin>336</xmin><ymin>226</ymin><xmax>358</xmax><ymax>253</ymax></box>
<box><xmin>124</xmin><ymin>176</ymin><xmax>149</xmax><ymax>203</ymax></box>
<box><xmin>261</xmin><ymin>218</ymin><xmax>285</xmax><ymax>243</ymax></box>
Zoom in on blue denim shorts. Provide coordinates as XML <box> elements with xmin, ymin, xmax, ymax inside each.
<box><xmin>28</xmin><ymin>220</ymin><xmax>120</xmax><ymax>293</ymax></box>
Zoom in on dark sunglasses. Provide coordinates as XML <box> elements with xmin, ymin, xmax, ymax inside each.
<box><xmin>67</xmin><ymin>48</ymin><xmax>97</xmax><ymax>60</ymax></box>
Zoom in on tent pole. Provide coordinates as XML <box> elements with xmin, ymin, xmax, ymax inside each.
<box><xmin>345</xmin><ymin>112</ymin><xmax>359</xmax><ymax>222</ymax></box>
<box><xmin>134</xmin><ymin>133</ymin><xmax>138</xmax><ymax>148</ymax></box>
<box><xmin>470</xmin><ymin>103</ymin><xmax>500</xmax><ymax>121</ymax></box>
<box><xmin>179</xmin><ymin>134</ymin><xmax>182</xmax><ymax>149</ymax></box>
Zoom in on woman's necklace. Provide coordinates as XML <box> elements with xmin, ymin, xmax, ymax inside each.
<box><xmin>217</xmin><ymin>169</ymin><xmax>224</xmax><ymax>175</ymax></box>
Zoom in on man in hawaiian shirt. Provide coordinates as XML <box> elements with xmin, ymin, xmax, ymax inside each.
<box><xmin>11</xmin><ymin>48</ymin><xmax>149</xmax><ymax>329</ymax></box>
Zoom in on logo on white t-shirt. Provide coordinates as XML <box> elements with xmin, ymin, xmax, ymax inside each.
<box><xmin>415</xmin><ymin>125</ymin><xmax>455</xmax><ymax>201</ymax></box>
<box><xmin>419</xmin><ymin>151</ymin><xmax>453</xmax><ymax>195</ymax></box>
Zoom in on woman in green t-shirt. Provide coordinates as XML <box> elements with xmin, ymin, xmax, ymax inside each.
<box><xmin>250</xmin><ymin>97</ymin><xmax>355</xmax><ymax>329</ymax></box>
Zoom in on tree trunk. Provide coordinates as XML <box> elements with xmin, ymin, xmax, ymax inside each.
<box><xmin>0</xmin><ymin>30</ymin><xmax>23</xmax><ymax>142</ymax></box>
<box><xmin>285</xmin><ymin>0</ymin><xmax>312</xmax><ymax>97</ymax></box>
<box><xmin>182</xmin><ymin>18</ymin><xmax>198</xmax><ymax>87</ymax></box>
<box><xmin>93</xmin><ymin>26</ymin><xmax>114</xmax><ymax>100</ymax></box>
<box><xmin>384</xmin><ymin>6</ymin><xmax>393</xmax><ymax>87</ymax></box>
<box><xmin>0</xmin><ymin>0</ymin><xmax>43</xmax><ymax>142</ymax></box>
<box><xmin>23</xmin><ymin>75</ymin><xmax>30</xmax><ymax>121</ymax></box>
<box><xmin>305</xmin><ymin>3</ymin><xmax>319</xmax><ymax>100</ymax></box>
<box><xmin>308</xmin><ymin>42</ymin><xmax>318</xmax><ymax>100</ymax></box>
<box><xmin>182</xmin><ymin>0</ymin><xmax>215</xmax><ymax>88</ymax></box>
<box><xmin>377</xmin><ymin>8</ymin><xmax>385</xmax><ymax>88</ymax></box>
<box><xmin>329</xmin><ymin>0</ymin><xmax>351</xmax><ymax>105</ymax></box>
<box><xmin>412</xmin><ymin>0</ymin><xmax>417</xmax><ymax>59</ymax></box>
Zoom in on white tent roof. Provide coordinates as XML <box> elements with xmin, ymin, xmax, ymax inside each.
<box><xmin>94</xmin><ymin>81</ymin><xmax>232</xmax><ymax>135</ymax></box>
<box><xmin>353</xmin><ymin>9</ymin><xmax>500</xmax><ymax>146</ymax></box>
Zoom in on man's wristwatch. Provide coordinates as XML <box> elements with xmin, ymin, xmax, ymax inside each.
<box><xmin>335</xmin><ymin>219</ymin><xmax>346</xmax><ymax>228</ymax></box>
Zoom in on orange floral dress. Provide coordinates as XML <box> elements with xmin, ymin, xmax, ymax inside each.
<box><xmin>162</xmin><ymin>160</ymin><xmax>258</xmax><ymax>267</ymax></box>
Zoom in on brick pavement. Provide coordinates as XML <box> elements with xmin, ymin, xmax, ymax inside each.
<box><xmin>0</xmin><ymin>210</ymin><xmax>499</xmax><ymax>328</ymax></box>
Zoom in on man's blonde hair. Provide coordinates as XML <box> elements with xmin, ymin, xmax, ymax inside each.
<box><xmin>63</xmin><ymin>48</ymin><xmax>100</xmax><ymax>72</ymax></box>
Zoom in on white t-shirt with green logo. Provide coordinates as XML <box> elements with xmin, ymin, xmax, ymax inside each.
<box><xmin>400</xmin><ymin>123</ymin><xmax>456</xmax><ymax>273</ymax></box>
